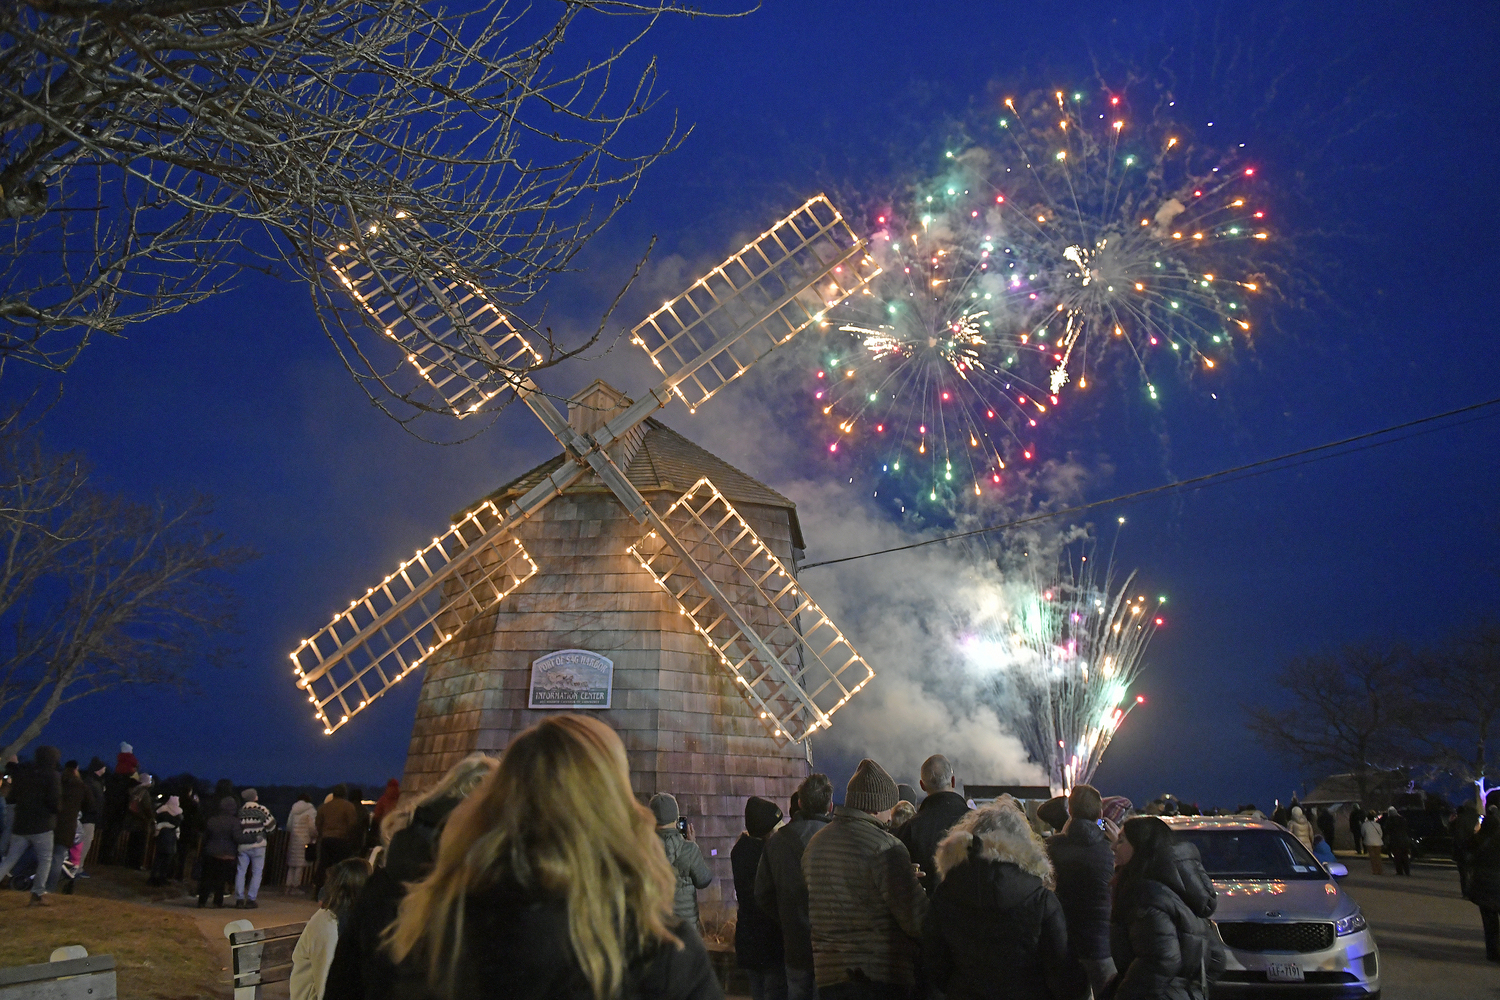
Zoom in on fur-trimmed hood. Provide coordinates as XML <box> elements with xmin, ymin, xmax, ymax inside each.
<box><xmin>934</xmin><ymin>800</ymin><xmax>1055</xmax><ymax>889</ymax></box>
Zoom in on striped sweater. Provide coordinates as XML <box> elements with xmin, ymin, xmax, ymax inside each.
<box><xmin>237</xmin><ymin>802</ymin><xmax>277</xmax><ymax>851</ymax></box>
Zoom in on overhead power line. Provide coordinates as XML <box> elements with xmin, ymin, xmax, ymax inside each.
<box><xmin>799</xmin><ymin>395</ymin><xmax>1500</xmax><ymax>572</ymax></box>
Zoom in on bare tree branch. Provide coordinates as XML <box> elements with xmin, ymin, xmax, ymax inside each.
<box><xmin>2</xmin><ymin>0</ymin><xmax>748</xmax><ymax>431</ymax></box>
<box><xmin>0</xmin><ymin>427</ymin><xmax>252</xmax><ymax>759</ymax></box>
<box><xmin>1244</xmin><ymin>642</ymin><xmax>1412</xmax><ymax>801</ymax></box>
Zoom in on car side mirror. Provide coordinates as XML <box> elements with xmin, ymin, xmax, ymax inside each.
<box><xmin>1327</xmin><ymin>862</ymin><xmax>1348</xmax><ymax>878</ymax></box>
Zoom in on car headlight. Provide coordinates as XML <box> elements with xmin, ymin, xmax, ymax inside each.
<box><xmin>1335</xmin><ymin>910</ymin><xmax>1367</xmax><ymax>936</ymax></box>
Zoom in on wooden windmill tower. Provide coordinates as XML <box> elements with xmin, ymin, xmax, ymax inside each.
<box><xmin>291</xmin><ymin>197</ymin><xmax>880</xmax><ymax>910</ymax></box>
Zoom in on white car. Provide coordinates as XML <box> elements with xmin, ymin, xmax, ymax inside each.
<box><xmin>1163</xmin><ymin>815</ymin><xmax>1380</xmax><ymax>998</ymax></box>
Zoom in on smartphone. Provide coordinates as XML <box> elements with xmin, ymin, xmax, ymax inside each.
<box><xmin>676</xmin><ymin>816</ymin><xmax>689</xmax><ymax>834</ymax></box>
<box><xmin>1097</xmin><ymin>818</ymin><xmax>1107</xmax><ymax>830</ymax></box>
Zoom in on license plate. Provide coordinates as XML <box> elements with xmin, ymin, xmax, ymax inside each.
<box><xmin>1266</xmin><ymin>962</ymin><xmax>1305</xmax><ymax>982</ymax></box>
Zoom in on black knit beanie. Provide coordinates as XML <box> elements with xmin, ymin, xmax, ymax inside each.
<box><xmin>745</xmin><ymin>796</ymin><xmax>783</xmax><ymax>838</ymax></box>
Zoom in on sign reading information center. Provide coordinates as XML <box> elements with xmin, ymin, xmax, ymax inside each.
<box><xmin>527</xmin><ymin>649</ymin><xmax>614</xmax><ymax>710</ymax></box>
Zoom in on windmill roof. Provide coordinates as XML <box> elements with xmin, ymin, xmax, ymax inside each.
<box><xmin>471</xmin><ymin>418</ymin><xmax>804</xmax><ymax>549</ymax></box>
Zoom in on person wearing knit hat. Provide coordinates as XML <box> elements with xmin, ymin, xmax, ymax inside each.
<box><xmin>234</xmin><ymin>788</ymin><xmax>277</xmax><ymax>908</ymax></box>
<box><xmin>801</xmin><ymin>758</ymin><xmax>927</xmax><ymax>992</ymax></box>
<box><xmin>115</xmin><ymin>743</ymin><xmax>139</xmax><ymax>776</ymax></box>
<box><xmin>733</xmin><ymin>796</ymin><xmax>786</xmax><ymax>999</ymax></box>
<box><xmin>652</xmin><ymin>792</ymin><xmax>712</xmax><ymax>925</ymax></box>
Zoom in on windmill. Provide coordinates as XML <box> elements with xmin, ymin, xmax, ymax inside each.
<box><xmin>291</xmin><ymin>196</ymin><xmax>882</xmax><ymax>750</ymax></box>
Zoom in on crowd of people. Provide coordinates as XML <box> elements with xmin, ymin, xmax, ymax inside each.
<box><xmin>0</xmin><ymin>741</ymin><xmax>397</xmax><ymax>913</ymax></box>
<box><xmin>8</xmin><ymin>723</ymin><xmax>1500</xmax><ymax>997</ymax></box>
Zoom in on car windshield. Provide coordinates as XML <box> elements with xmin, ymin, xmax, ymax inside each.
<box><xmin>1175</xmin><ymin>829</ymin><xmax>1330</xmax><ymax>881</ymax></box>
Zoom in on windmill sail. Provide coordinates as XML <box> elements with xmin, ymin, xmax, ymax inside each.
<box><xmin>327</xmin><ymin>244</ymin><xmax>542</xmax><ymax>417</ymax></box>
<box><xmin>292</xmin><ymin>500</ymin><xmax>538</xmax><ymax>734</ymax></box>
<box><xmin>628</xmin><ymin>478</ymin><xmax>875</xmax><ymax>744</ymax></box>
<box><xmin>630</xmin><ymin>195</ymin><xmax>878</xmax><ymax>412</ymax></box>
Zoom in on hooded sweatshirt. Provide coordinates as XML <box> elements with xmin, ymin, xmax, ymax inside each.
<box><xmin>924</xmin><ymin>806</ymin><xmax>1073</xmax><ymax>1000</ymax></box>
<box><xmin>8</xmin><ymin>746</ymin><xmax>61</xmax><ymax>835</ymax></box>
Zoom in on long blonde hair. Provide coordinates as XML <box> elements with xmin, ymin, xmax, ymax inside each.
<box><xmin>385</xmin><ymin>715</ymin><xmax>679</xmax><ymax>999</ymax></box>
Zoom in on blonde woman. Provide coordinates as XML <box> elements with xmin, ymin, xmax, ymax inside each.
<box><xmin>323</xmin><ymin>753</ymin><xmax>498</xmax><ymax>1000</ymax></box>
<box><xmin>386</xmin><ymin>715</ymin><xmax>721</xmax><ymax>1000</ymax></box>
<box><xmin>922</xmin><ymin>799</ymin><xmax>1073</xmax><ymax>1000</ymax></box>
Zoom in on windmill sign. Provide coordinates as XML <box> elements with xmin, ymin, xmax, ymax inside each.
<box><xmin>291</xmin><ymin>196</ymin><xmax>881</xmax><ymax>746</ymax></box>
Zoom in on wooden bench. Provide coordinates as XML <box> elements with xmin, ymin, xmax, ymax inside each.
<box><xmin>229</xmin><ymin>922</ymin><xmax>305</xmax><ymax>1000</ymax></box>
<box><xmin>0</xmin><ymin>954</ymin><xmax>116</xmax><ymax>999</ymax></box>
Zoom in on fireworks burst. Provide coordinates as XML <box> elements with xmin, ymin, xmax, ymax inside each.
<box><xmin>962</xmin><ymin>556</ymin><xmax>1160</xmax><ymax>791</ymax></box>
<box><xmin>980</xmin><ymin>86</ymin><xmax>1271</xmax><ymax>400</ymax></box>
<box><xmin>812</xmin><ymin>202</ymin><xmax>1053</xmax><ymax>506</ymax></box>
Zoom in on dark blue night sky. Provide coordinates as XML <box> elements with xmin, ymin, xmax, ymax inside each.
<box><xmin>9</xmin><ymin>2</ymin><xmax>1499</xmax><ymax>811</ymax></box>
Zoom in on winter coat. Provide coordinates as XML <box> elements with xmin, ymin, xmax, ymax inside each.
<box><xmin>802</xmin><ymin>805</ymin><xmax>928</xmax><ymax>988</ymax></box>
<box><xmin>372</xmin><ymin>780</ymin><xmax>401</xmax><ymax>829</ymax></box>
<box><xmin>1360</xmin><ymin>818</ymin><xmax>1383</xmax><ymax>849</ymax></box>
<box><xmin>658</xmin><ymin>827</ymin><xmax>713</xmax><ymax>924</ymax></box>
<box><xmin>1382</xmin><ymin>812</ymin><xmax>1411</xmax><ymax>850</ymax></box>
<box><xmin>204</xmin><ymin>798</ymin><xmax>242</xmax><ymax>859</ymax></box>
<box><xmin>1046</xmin><ymin>820</ymin><xmax>1115</xmax><ymax>961</ymax></box>
<box><xmin>1286</xmin><ymin>809</ymin><xmax>1315</xmax><ymax>852</ymax></box>
<box><xmin>731</xmin><ymin>833</ymin><xmax>783</xmax><ymax>970</ymax></box>
<box><xmin>389</xmin><ymin>878</ymin><xmax>722</xmax><ymax>1000</ymax></box>
<box><xmin>317</xmin><ymin>797</ymin><xmax>359</xmax><ymax>842</ymax></box>
<box><xmin>80</xmin><ymin>770</ymin><xmax>105</xmax><ymax>825</ymax></box>
<box><xmin>925</xmin><ymin>820</ymin><xmax>1075</xmax><ymax>1000</ymax></box>
<box><xmin>55</xmin><ymin>768</ymin><xmax>87</xmax><ymax>851</ymax></box>
<box><xmin>1464</xmin><ymin>822</ymin><xmax>1500</xmax><ymax>910</ymax></box>
<box><xmin>754</xmin><ymin>811</ymin><xmax>830</xmax><ymax>971</ymax></box>
<box><xmin>288</xmin><ymin>801</ymin><xmax>319</xmax><ymax>860</ymax></box>
<box><xmin>897</xmin><ymin>790</ymin><xmax>971</xmax><ymax>895</ymax></box>
<box><xmin>325</xmin><ymin>794</ymin><xmax>461</xmax><ymax>1000</ymax></box>
<box><xmin>6</xmin><ymin>747</ymin><xmax>61</xmax><ymax>835</ymax></box>
<box><xmin>1110</xmin><ymin>844</ymin><xmax>1225</xmax><ymax>1000</ymax></box>
<box><xmin>1312</xmin><ymin>839</ymin><xmax>1336</xmax><ymax>867</ymax></box>
<box><xmin>115</xmin><ymin>751</ymin><xmax>139</xmax><ymax>775</ymax></box>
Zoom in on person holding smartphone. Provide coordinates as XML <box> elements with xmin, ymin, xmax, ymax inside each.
<box><xmin>651</xmin><ymin>792</ymin><xmax>714</xmax><ymax>926</ymax></box>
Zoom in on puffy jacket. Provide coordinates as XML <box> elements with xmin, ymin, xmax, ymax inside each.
<box><xmin>925</xmin><ymin>819</ymin><xmax>1076</xmax><ymax>1000</ymax></box>
<box><xmin>1286</xmin><ymin>809</ymin><xmax>1315</xmax><ymax>852</ymax></box>
<box><xmin>731</xmin><ymin>833</ymin><xmax>782</xmax><ymax>970</ymax></box>
<box><xmin>287</xmin><ymin>801</ymin><xmax>318</xmax><ymax>856</ymax></box>
<box><xmin>802</xmin><ymin>806</ymin><xmax>927</xmax><ymax>988</ymax></box>
<box><xmin>897</xmin><ymin>790</ymin><xmax>971</xmax><ymax>895</ymax></box>
<box><xmin>1110</xmin><ymin>844</ymin><xmax>1225</xmax><ymax>1000</ymax></box>
<box><xmin>754</xmin><ymin>811</ymin><xmax>830</xmax><ymax>970</ymax></box>
<box><xmin>1046</xmin><ymin>820</ymin><xmax>1114</xmax><ymax>961</ymax></box>
<box><xmin>658</xmin><ymin>827</ymin><xmax>713</xmax><ymax>923</ymax></box>
<box><xmin>1464</xmin><ymin>820</ymin><xmax>1500</xmax><ymax>910</ymax></box>
<box><xmin>7</xmin><ymin>746</ymin><xmax>61</xmax><ymax>835</ymax></box>
<box><xmin>390</xmin><ymin>878</ymin><xmax>722</xmax><ymax>1000</ymax></box>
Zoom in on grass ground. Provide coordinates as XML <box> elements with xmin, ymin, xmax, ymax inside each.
<box><xmin>0</xmin><ymin>868</ymin><xmax>224</xmax><ymax>1000</ymax></box>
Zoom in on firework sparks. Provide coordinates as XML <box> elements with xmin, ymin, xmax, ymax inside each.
<box><xmin>962</xmin><ymin>559</ymin><xmax>1160</xmax><ymax>791</ymax></box>
<box><xmin>969</xmin><ymin>87</ymin><xmax>1270</xmax><ymax>401</ymax></box>
<box><xmin>814</xmin><ymin>203</ymin><xmax>1051</xmax><ymax>506</ymax></box>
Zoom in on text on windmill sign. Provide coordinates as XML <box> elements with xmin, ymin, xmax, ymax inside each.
<box><xmin>528</xmin><ymin>649</ymin><xmax>614</xmax><ymax>709</ymax></box>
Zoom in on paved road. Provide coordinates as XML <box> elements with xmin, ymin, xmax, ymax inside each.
<box><xmin>1336</xmin><ymin>857</ymin><xmax>1498</xmax><ymax>998</ymax></box>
